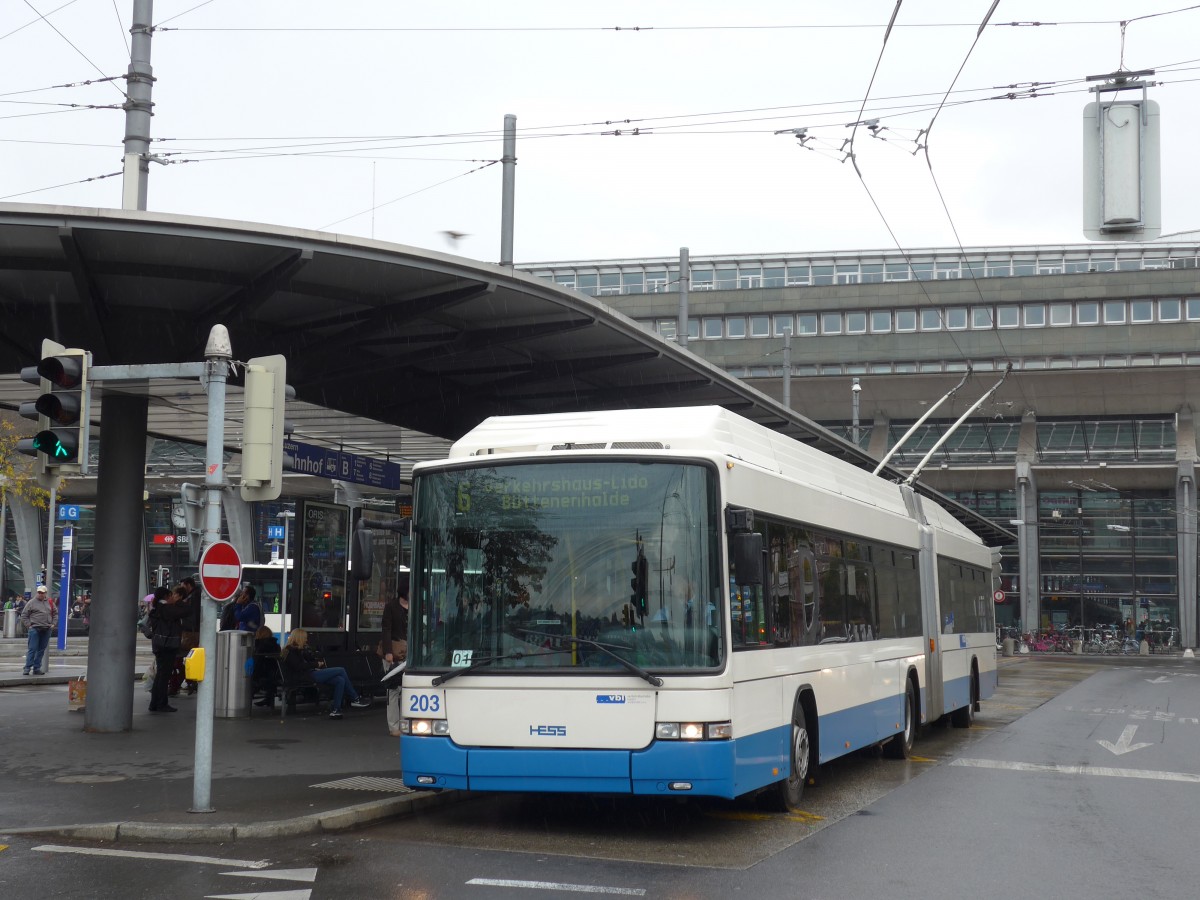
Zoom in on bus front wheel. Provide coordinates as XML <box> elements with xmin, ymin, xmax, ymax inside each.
<box><xmin>762</xmin><ymin>702</ymin><xmax>811</xmax><ymax>812</ymax></box>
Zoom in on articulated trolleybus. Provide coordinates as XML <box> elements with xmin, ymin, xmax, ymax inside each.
<box><xmin>400</xmin><ymin>407</ymin><xmax>997</xmax><ymax>808</ymax></box>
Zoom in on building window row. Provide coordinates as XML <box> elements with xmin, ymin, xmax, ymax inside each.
<box><xmin>534</xmin><ymin>247</ymin><xmax>1200</xmax><ymax>297</ymax></box>
<box><xmin>648</xmin><ymin>296</ymin><xmax>1200</xmax><ymax>342</ymax></box>
<box><xmin>729</xmin><ymin>352</ymin><xmax>1196</xmax><ymax>379</ymax></box>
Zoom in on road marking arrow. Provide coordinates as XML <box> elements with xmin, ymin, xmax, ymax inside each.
<box><xmin>1098</xmin><ymin>725</ymin><xmax>1153</xmax><ymax>756</ymax></box>
<box><xmin>1146</xmin><ymin>676</ymin><xmax>1170</xmax><ymax>684</ymax></box>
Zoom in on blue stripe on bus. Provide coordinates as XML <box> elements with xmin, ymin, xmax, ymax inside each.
<box><xmin>400</xmin><ymin>692</ymin><xmax>919</xmax><ymax>797</ymax></box>
<box><xmin>399</xmin><ymin>666</ymin><xmax>1001</xmax><ymax>795</ymax></box>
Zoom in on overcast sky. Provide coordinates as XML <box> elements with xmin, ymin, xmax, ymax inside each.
<box><xmin>3</xmin><ymin>1</ymin><xmax>1198</xmax><ymax>264</ymax></box>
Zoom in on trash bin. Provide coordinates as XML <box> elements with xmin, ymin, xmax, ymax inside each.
<box><xmin>215</xmin><ymin>630</ymin><xmax>254</xmax><ymax>718</ymax></box>
<box><xmin>1002</xmin><ymin>637</ymin><xmax>1015</xmax><ymax>657</ymax></box>
<box><xmin>1072</xmin><ymin>639</ymin><xmax>1083</xmax><ymax>654</ymax></box>
<box><xmin>3</xmin><ymin>608</ymin><xmax>16</xmax><ymax>639</ymax></box>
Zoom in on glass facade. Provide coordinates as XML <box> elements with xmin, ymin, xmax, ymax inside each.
<box><xmin>1036</xmin><ymin>491</ymin><xmax>1177</xmax><ymax>641</ymax></box>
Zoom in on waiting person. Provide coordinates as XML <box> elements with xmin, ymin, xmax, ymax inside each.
<box><xmin>167</xmin><ymin>585</ymin><xmax>193</xmax><ymax>697</ymax></box>
<box><xmin>380</xmin><ymin>576</ymin><xmax>410</xmax><ymax>737</ymax></box>
<box><xmin>280</xmin><ymin>628</ymin><xmax>371</xmax><ymax>719</ymax></box>
<box><xmin>147</xmin><ymin>587</ymin><xmax>187</xmax><ymax>713</ymax></box>
<box><xmin>234</xmin><ymin>584</ymin><xmax>263</xmax><ymax>633</ymax></box>
<box><xmin>178</xmin><ymin>577</ymin><xmax>201</xmax><ymax>695</ymax></box>
<box><xmin>21</xmin><ymin>585</ymin><xmax>55</xmax><ymax>676</ymax></box>
<box><xmin>252</xmin><ymin>625</ymin><xmax>282</xmax><ymax>708</ymax></box>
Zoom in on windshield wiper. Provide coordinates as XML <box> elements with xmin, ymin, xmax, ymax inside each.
<box><xmin>518</xmin><ymin>628</ymin><xmax>664</xmax><ymax>687</ymax></box>
<box><xmin>430</xmin><ymin>648</ymin><xmax>561</xmax><ymax>686</ymax></box>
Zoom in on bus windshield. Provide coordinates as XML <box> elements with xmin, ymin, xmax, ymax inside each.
<box><xmin>410</xmin><ymin>460</ymin><xmax>723</xmax><ymax>674</ymax></box>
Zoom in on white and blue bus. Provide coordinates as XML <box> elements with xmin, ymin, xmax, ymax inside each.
<box><xmin>399</xmin><ymin>407</ymin><xmax>997</xmax><ymax>808</ymax></box>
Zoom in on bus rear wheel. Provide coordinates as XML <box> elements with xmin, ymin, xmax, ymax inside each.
<box><xmin>762</xmin><ymin>702</ymin><xmax>811</xmax><ymax>812</ymax></box>
<box><xmin>883</xmin><ymin>679</ymin><xmax>916</xmax><ymax>759</ymax></box>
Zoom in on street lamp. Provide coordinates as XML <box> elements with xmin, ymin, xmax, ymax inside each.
<box><xmin>276</xmin><ymin>509</ymin><xmax>295</xmax><ymax>634</ymax></box>
<box><xmin>851</xmin><ymin>378</ymin><xmax>861</xmax><ymax>444</ymax></box>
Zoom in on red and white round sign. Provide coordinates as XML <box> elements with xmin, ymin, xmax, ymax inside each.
<box><xmin>993</xmin><ymin>589</ymin><xmax>1006</xmax><ymax>604</ymax></box>
<box><xmin>199</xmin><ymin>540</ymin><xmax>243</xmax><ymax>602</ymax></box>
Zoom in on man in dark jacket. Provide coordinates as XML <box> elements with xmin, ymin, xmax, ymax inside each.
<box><xmin>148</xmin><ymin>590</ymin><xmax>188</xmax><ymax>713</ymax></box>
<box><xmin>381</xmin><ymin>575</ymin><xmax>409</xmax><ymax>737</ymax></box>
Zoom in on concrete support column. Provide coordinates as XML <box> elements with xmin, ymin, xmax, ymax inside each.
<box><xmin>866</xmin><ymin>414</ymin><xmax>890</xmax><ymax>461</ymax></box>
<box><xmin>1015</xmin><ymin>410</ymin><xmax>1040</xmax><ymax>633</ymax></box>
<box><xmin>84</xmin><ymin>393</ymin><xmax>148</xmax><ymax>733</ymax></box>
<box><xmin>1176</xmin><ymin>406</ymin><xmax>1197</xmax><ymax>650</ymax></box>
<box><xmin>9</xmin><ymin>493</ymin><xmax>45</xmax><ymax>589</ymax></box>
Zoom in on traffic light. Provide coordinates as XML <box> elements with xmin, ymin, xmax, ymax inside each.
<box><xmin>240</xmin><ymin>354</ymin><xmax>288</xmax><ymax>501</ymax></box>
<box><xmin>630</xmin><ymin>534</ymin><xmax>649</xmax><ymax>619</ymax></box>
<box><xmin>17</xmin><ymin>339</ymin><xmax>91</xmax><ymax>478</ymax></box>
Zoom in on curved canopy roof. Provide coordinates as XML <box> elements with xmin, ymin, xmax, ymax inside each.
<box><xmin>0</xmin><ymin>204</ymin><xmax>1012</xmax><ymax>545</ymax></box>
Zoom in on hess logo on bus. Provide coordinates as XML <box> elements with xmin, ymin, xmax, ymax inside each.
<box><xmin>530</xmin><ymin>725</ymin><xmax>567</xmax><ymax>737</ymax></box>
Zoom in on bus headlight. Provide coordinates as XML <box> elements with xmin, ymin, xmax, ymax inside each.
<box><xmin>401</xmin><ymin>719</ymin><xmax>450</xmax><ymax>736</ymax></box>
<box><xmin>655</xmin><ymin>721</ymin><xmax>731</xmax><ymax>740</ymax></box>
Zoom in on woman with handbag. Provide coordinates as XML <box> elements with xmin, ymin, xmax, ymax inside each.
<box><xmin>148</xmin><ymin>587</ymin><xmax>186</xmax><ymax>713</ymax></box>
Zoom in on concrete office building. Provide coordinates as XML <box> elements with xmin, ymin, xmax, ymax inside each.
<box><xmin>524</xmin><ymin>238</ymin><xmax>1200</xmax><ymax>651</ymax></box>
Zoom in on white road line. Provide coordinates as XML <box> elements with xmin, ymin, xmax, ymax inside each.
<box><xmin>32</xmin><ymin>844</ymin><xmax>270</xmax><ymax>868</ymax></box>
<box><xmin>466</xmin><ymin>878</ymin><xmax>646</xmax><ymax>895</ymax></box>
<box><xmin>221</xmin><ymin>868</ymin><xmax>318</xmax><ymax>883</ymax></box>
<box><xmin>205</xmin><ymin>891</ymin><xmax>311</xmax><ymax>900</ymax></box>
<box><xmin>952</xmin><ymin>758</ymin><xmax>1200</xmax><ymax>784</ymax></box>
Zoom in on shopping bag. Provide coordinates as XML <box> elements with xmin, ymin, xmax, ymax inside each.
<box><xmin>142</xmin><ymin>659</ymin><xmax>156</xmax><ymax>691</ymax></box>
<box><xmin>68</xmin><ymin>675</ymin><xmax>87</xmax><ymax>711</ymax></box>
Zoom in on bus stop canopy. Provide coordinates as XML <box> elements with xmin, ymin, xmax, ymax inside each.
<box><xmin>0</xmin><ymin>204</ymin><xmax>1012</xmax><ymax>546</ymax></box>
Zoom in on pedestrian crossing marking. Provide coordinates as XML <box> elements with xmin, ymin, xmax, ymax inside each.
<box><xmin>309</xmin><ymin>775</ymin><xmax>411</xmax><ymax>792</ymax></box>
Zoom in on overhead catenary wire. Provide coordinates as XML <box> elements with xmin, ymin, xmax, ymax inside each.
<box><xmin>18</xmin><ymin>0</ymin><xmax>127</xmax><ymax>99</ymax></box>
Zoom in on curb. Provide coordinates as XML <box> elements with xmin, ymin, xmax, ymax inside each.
<box><xmin>0</xmin><ymin>789</ymin><xmax>462</xmax><ymax>843</ymax></box>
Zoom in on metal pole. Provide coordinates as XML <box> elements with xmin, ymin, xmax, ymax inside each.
<box><xmin>678</xmin><ymin>247</ymin><xmax>689</xmax><ymax>347</ymax></box>
<box><xmin>0</xmin><ymin>485</ymin><xmax>6</xmax><ymax>599</ymax></box>
<box><xmin>191</xmin><ymin>325</ymin><xmax>232</xmax><ymax>814</ymax></box>
<box><xmin>851</xmin><ymin>378</ymin><xmax>861</xmax><ymax>444</ymax></box>
<box><xmin>1077</xmin><ymin>506</ymin><xmax>1085</xmax><ymax>629</ymax></box>
<box><xmin>782</xmin><ymin>332</ymin><xmax>791</xmax><ymax>409</ymax></box>
<box><xmin>280</xmin><ymin>511</ymin><xmax>291</xmax><ymax>635</ymax></box>
<box><xmin>121</xmin><ymin>0</ymin><xmax>155</xmax><ymax>211</ymax></box>
<box><xmin>499</xmin><ymin>113</ymin><xmax>516</xmax><ymax>267</ymax></box>
<box><xmin>45</xmin><ymin>482</ymin><xmax>57</xmax><ymax>594</ymax></box>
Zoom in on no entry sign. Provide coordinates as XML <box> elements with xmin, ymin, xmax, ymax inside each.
<box><xmin>199</xmin><ymin>540</ymin><xmax>242</xmax><ymax>601</ymax></box>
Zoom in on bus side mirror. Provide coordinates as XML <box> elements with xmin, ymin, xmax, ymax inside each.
<box><xmin>731</xmin><ymin>533</ymin><xmax>764</xmax><ymax>586</ymax></box>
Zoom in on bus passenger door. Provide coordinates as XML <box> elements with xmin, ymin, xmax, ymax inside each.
<box><xmin>917</xmin><ymin>522</ymin><xmax>944</xmax><ymax>721</ymax></box>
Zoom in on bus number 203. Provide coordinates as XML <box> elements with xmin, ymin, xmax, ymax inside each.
<box><xmin>408</xmin><ymin>693</ymin><xmax>441</xmax><ymax>713</ymax></box>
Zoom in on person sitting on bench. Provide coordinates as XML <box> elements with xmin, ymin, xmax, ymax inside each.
<box><xmin>252</xmin><ymin>625</ymin><xmax>281</xmax><ymax>708</ymax></box>
<box><xmin>280</xmin><ymin>628</ymin><xmax>371</xmax><ymax>719</ymax></box>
